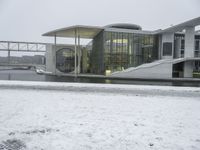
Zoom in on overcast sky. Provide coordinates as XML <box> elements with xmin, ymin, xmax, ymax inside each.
<box><xmin>0</xmin><ymin>0</ymin><xmax>199</xmax><ymax>44</ymax></box>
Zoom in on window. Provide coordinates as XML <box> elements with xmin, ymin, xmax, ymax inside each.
<box><xmin>181</xmin><ymin>39</ymin><xmax>185</xmax><ymax>50</ymax></box>
<box><xmin>195</xmin><ymin>40</ymin><xmax>199</xmax><ymax>51</ymax></box>
<box><xmin>163</xmin><ymin>42</ymin><xmax>172</xmax><ymax>56</ymax></box>
<box><xmin>56</xmin><ymin>48</ymin><xmax>76</xmax><ymax>73</ymax></box>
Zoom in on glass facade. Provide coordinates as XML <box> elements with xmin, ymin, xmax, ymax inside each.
<box><xmin>56</xmin><ymin>48</ymin><xmax>76</xmax><ymax>73</ymax></box>
<box><xmin>90</xmin><ymin>31</ymin><xmax>158</xmax><ymax>74</ymax></box>
<box><xmin>195</xmin><ymin>35</ymin><xmax>200</xmax><ymax>57</ymax></box>
<box><xmin>90</xmin><ymin>31</ymin><xmax>104</xmax><ymax>74</ymax></box>
<box><xmin>174</xmin><ymin>34</ymin><xmax>200</xmax><ymax>58</ymax></box>
<box><xmin>54</xmin><ymin>29</ymin><xmax>199</xmax><ymax>76</ymax></box>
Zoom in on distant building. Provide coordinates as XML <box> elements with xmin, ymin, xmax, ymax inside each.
<box><xmin>0</xmin><ymin>55</ymin><xmax>45</xmax><ymax>65</ymax></box>
<box><xmin>43</xmin><ymin>17</ymin><xmax>200</xmax><ymax>78</ymax></box>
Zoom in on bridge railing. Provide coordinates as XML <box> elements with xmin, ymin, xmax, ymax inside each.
<box><xmin>0</xmin><ymin>41</ymin><xmax>48</xmax><ymax>52</ymax></box>
<box><xmin>0</xmin><ymin>41</ymin><xmax>49</xmax><ymax>66</ymax></box>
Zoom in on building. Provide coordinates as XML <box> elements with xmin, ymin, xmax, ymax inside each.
<box><xmin>43</xmin><ymin>17</ymin><xmax>200</xmax><ymax>79</ymax></box>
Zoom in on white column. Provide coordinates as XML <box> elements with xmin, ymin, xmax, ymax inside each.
<box><xmin>183</xmin><ymin>27</ymin><xmax>195</xmax><ymax>78</ymax></box>
<box><xmin>161</xmin><ymin>33</ymin><xmax>174</xmax><ymax>59</ymax></box>
<box><xmin>174</xmin><ymin>37</ymin><xmax>181</xmax><ymax>58</ymax></box>
<box><xmin>184</xmin><ymin>61</ymin><xmax>193</xmax><ymax>78</ymax></box>
<box><xmin>7</xmin><ymin>42</ymin><xmax>10</xmax><ymax>64</ymax></box>
<box><xmin>54</xmin><ymin>35</ymin><xmax>57</xmax><ymax>75</ymax></box>
<box><xmin>74</xmin><ymin>29</ymin><xmax>77</xmax><ymax>77</ymax></box>
<box><xmin>184</xmin><ymin>27</ymin><xmax>195</xmax><ymax>58</ymax></box>
<box><xmin>78</xmin><ymin>35</ymin><xmax>81</xmax><ymax>74</ymax></box>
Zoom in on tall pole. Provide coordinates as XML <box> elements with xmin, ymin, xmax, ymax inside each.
<box><xmin>78</xmin><ymin>34</ymin><xmax>80</xmax><ymax>74</ymax></box>
<box><xmin>74</xmin><ymin>29</ymin><xmax>77</xmax><ymax>77</ymax></box>
<box><xmin>54</xmin><ymin>34</ymin><xmax>57</xmax><ymax>75</ymax></box>
<box><xmin>8</xmin><ymin>42</ymin><xmax>10</xmax><ymax>64</ymax></box>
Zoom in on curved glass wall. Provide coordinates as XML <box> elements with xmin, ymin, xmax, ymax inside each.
<box><xmin>56</xmin><ymin>48</ymin><xmax>76</xmax><ymax>73</ymax></box>
<box><xmin>90</xmin><ymin>31</ymin><xmax>158</xmax><ymax>74</ymax></box>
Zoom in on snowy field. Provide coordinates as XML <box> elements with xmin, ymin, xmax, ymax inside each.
<box><xmin>0</xmin><ymin>81</ymin><xmax>200</xmax><ymax>150</ymax></box>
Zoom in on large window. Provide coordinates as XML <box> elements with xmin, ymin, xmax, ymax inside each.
<box><xmin>163</xmin><ymin>42</ymin><xmax>172</xmax><ymax>56</ymax></box>
<box><xmin>90</xmin><ymin>31</ymin><xmax>158</xmax><ymax>74</ymax></box>
<box><xmin>56</xmin><ymin>48</ymin><xmax>76</xmax><ymax>73</ymax></box>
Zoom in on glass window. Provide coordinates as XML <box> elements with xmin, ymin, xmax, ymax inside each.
<box><xmin>195</xmin><ymin>40</ymin><xmax>199</xmax><ymax>51</ymax></box>
<box><xmin>181</xmin><ymin>39</ymin><xmax>185</xmax><ymax>50</ymax></box>
<box><xmin>90</xmin><ymin>31</ymin><xmax>158</xmax><ymax>74</ymax></box>
<box><xmin>163</xmin><ymin>42</ymin><xmax>172</xmax><ymax>56</ymax></box>
<box><xmin>56</xmin><ymin>48</ymin><xmax>76</xmax><ymax>73</ymax></box>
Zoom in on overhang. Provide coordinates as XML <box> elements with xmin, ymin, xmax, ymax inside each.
<box><xmin>42</xmin><ymin>25</ymin><xmax>103</xmax><ymax>39</ymax></box>
<box><xmin>157</xmin><ymin>16</ymin><xmax>200</xmax><ymax>34</ymax></box>
<box><xmin>173</xmin><ymin>57</ymin><xmax>200</xmax><ymax>64</ymax></box>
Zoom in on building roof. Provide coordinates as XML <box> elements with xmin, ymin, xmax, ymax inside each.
<box><xmin>105</xmin><ymin>23</ymin><xmax>142</xmax><ymax>30</ymax></box>
<box><xmin>158</xmin><ymin>16</ymin><xmax>200</xmax><ymax>33</ymax></box>
<box><xmin>42</xmin><ymin>25</ymin><xmax>103</xmax><ymax>39</ymax></box>
<box><xmin>42</xmin><ymin>17</ymin><xmax>200</xmax><ymax>38</ymax></box>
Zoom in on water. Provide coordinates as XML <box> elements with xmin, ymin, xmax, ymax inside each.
<box><xmin>0</xmin><ymin>69</ymin><xmax>200</xmax><ymax>87</ymax></box>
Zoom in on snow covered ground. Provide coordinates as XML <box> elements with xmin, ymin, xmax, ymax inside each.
<box><xmin>0</xmin><ymin>81</ymin><xmax>200</xmax><ymax>150</ymax></box>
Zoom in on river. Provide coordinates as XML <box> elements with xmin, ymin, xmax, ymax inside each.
<box><xmin>0</xmin><ymin>69</ymin><xmax>200</xmax><ymax>87</ymax></box>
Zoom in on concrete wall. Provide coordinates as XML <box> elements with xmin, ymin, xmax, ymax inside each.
<box><xmin>161</xmin><ymin>33</ymin><xmax>174</xmax><ymax>59</ymax></box>
<box><xmin>45</xmin><ymin>44</ymin><xmax>76</xmax><ymax>75</ymax></box>
<box><xmin>185</xmin><ymin>27</ymin><xmax>195</xmax><ymax>58</ymax></box>
<box><xmin>183</xmin><ymin>27</ymin><xmax>195</xmax><ymax>78</ymax></box>
<box><xmin>174</xmin><ymin>37</ymin><xmax>181</xmax><ymax>58</ymax></box>
<box><xmin>45</xmin><ymin>44</ymin><xmax>56</xmax><ymax>74</ymax></box>
<box><xmin>111</xmin><ymin>60</ymin><xmax>173</xmax><ymax>79</ymax></box>
<box><xmin>184</xmin><ymin>61</ymin><xmax>193</xmax><ymax>78</ymax></box>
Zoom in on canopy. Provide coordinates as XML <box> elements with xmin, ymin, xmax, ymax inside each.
<box><xmin>42</xmin><ymin>25</ymin><xmax>103</xmax><ymax>39</ymax></box>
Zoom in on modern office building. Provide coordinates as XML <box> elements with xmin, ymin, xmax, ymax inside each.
<box><xmin>43</xmin><ymin>17</ymin><xmax>200</xmax><ymax>78</ymax></box>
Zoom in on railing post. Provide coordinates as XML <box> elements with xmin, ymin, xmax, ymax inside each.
<box><xmin>8</xmin><ymin>42</ymin><xmax>10</xmax><ymax>64</ymax></box>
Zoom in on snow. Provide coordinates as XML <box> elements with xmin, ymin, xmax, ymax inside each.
<box><xmin>0</xmin><ymin>81</ymin><xmax>200</xmax><ymax>150</ymax></box>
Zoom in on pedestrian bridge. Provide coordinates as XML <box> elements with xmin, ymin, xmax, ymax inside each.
<box><xmin>0</xmin><ymin>41</ymin><xmax>48</xmax><ymax>69</ymax></box>
<box><xmin>0</xmin><ymin>41</ymin><xmax>47</xmax><ymax>52</ymax></box>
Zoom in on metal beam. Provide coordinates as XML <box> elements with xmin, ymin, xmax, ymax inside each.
<box><xmin>78</xmin><ymin>34</ymin><xmax>81</xmax><ymax>74</ymax></box>
<box><xmin>54</xmin><ymin>35</ymin><xmax>57</xmax><ymax>75</ymax></box>
<box><xmin>74</xmin><ymin>29</ymin><xmax>77</xmax><ymax>77</ymax></box>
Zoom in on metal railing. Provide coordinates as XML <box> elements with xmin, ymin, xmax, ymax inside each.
<box><xmin>0</xmin><ymin>41</ymin><xmax>48</xmax><ymax>52</ymax></box>
<box><xmin>0</xmin><ymin>41</ymin><xmax>48</xmax><ymax>67</ymax></box>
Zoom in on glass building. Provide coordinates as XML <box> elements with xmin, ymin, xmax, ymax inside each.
<box><xmin>89</xmin><ymin>26</ymin><xmax>158</xmax><ymax>74</ymax></box>
<box><xmin>44</xmin><ymin>17</ymin><xmax>200</xmax><ymax>78</ymax></box>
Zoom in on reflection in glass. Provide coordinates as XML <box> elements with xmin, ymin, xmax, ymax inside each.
<box><xmin>56</xmin><ymin>48</ymin><xmax>76</xmax><ymax>73</ymax></box>
<box><xmin>90</xmin><ymin>31</ymin><xmax>158</xmax><ymax>74</ymax></box>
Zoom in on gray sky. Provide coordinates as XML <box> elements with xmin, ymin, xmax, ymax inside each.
<box><xmin>0</xmin><ymin>0</ymin><xmax>199</xmax><ymax>44</ymax></box>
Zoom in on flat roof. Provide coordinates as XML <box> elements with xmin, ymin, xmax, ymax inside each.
<box><xmin>158</xmin><ymin>16</ymin><xmax>200</xmax><ymax>33</ymax></box>
<box><xmin>42</xmin><ymin>25</ymin><xmax>103</xmax><ymax>39</ymax></box>
<box><xmin>43</xmin><ymin>17</ymin><xmax>200</xmax><ymax>38</ymax></box>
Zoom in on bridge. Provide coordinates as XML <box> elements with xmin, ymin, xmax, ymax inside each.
<box><xmin>0</xmin><ymin>41</ymin><xmax>48</xmax><ymax>68</ymax></box>
<box><xmin>0</xmin><ymin>41</ymin><xmax>47</xmax><ymax>52</ymax></box>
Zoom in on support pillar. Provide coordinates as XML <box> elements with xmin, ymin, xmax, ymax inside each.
<box><xmin>184</xmin><ymin>27</ymin><xmax>195</xmax><ymax>58</ymax></box>
<box><xmin>184</xmin><ymin>61</ymin><xmax>193</xmax><ymax>78</ymax></box>
<box><xmin>8</xmin><ymin>42</ymin><xmax>10</xmax><ymax>64</ymax></box>
<box><xmin>184</xmin><ymin>27</ymin><xmax>195</xmax><ymax>78</ymax></box>
<box><xmin>54</xmin><ymin>35</ymin><xmax>57</xmax><ymax>75</ymax></box>
<box><xmin>74</xmin><ymin>29</ymin><xmax>77</xmax><ymax>77</ymax></box>
<box><xmin>78</xmin><ymin>35</ymin><xmax>81</xmax><ymax>74</ymax></box>
<box><xmin>161</xmin><ymin>33</ymin><xmax>174</xmax><ymax>59</ymax></box>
